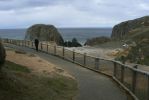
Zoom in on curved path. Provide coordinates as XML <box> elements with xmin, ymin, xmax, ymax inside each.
<box><xmin>5</xmin><ymin>44</ymin><xmax>129</xmax><ymax>100</ymax></box>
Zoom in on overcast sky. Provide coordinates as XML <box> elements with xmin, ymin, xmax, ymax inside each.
<box><xmin>0</xmin><ymin>0</ymin><xmax>148</xmax><ymax>28</ymax></box>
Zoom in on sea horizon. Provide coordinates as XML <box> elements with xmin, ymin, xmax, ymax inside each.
<box><xmin>0</xmin><ymin>28</ymin><xmax>112</xmax><ymax>45</ymax></box>
<box><xmin>0</xmin><ymin>27</ymin><xmax>112</xmax><ymax>30</ymax></box>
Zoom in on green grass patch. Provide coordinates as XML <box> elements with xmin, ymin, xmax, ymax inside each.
<box><xmin>4</xmin><ymin>61</ymin><xmax>30</xmax><ymax>73</ymax></box>
<box><xmin>0</xmin><ymin>61</ymin><xmax>78</xmax><ymax>100</ymax></box>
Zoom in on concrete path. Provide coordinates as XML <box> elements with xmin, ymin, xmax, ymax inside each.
<box><xmin>5</xmin><ymin>44</ymin><xmax>129</xmax><ymax>100</ymax></box>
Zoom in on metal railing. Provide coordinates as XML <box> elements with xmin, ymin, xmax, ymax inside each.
<box><xmin>2</xmin><ymin>38</ymin><xmax>149</xmax><ymax>100</ymax></box>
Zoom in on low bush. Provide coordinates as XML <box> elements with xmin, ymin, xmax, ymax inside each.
<box><xmin>0</xmin><ymin>42</ymin><xmax>6</xmax><ymax>70</ymax></box>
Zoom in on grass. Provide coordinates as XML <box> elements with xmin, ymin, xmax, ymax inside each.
<box><xmin>4</xmin><ymin>61</ymin><xmax>30</xmax><ymax>73</ymax></box>
<box><xmin>0</xmin><ymin>61</ymin><xmax>78</xmax><ymax>100</ymax></box>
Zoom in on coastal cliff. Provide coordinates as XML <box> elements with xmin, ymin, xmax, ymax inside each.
<box><xmin>111</xmin><ymin>16</ymin><xmax>149</xmax><ymax>39</ymax></box>
<box><xmin>111</xmin><ymin>16</ymin><xmax>149</xmax><ymax>65</ymax></box>
<box><xmin>25</xmin><ymin>24</ymin><xmax>64</xmax><ymax>46</ymax></box>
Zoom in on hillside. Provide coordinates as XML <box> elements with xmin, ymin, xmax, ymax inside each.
<box><xmin>111</xmin><ymin>16</ymin><xmax>149</xmax><ymax>39</ymax></box>
<box><xmin>111</xmin><ymin>16</ymin><xmax>149</xmax><ymax>65</ymax></box>
<box><xmin>126</xmin><ymin>26</ymin><xmax>149</xmax><ymax>41</ymax></box>
<box><xmin>0</xmin><ymin>48</ymin><xmax>78</xmax><ymax>100</ymax></box>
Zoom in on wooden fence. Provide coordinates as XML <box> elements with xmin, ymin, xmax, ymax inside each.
<box><xmin>2</xmin><ymin>38</ymin><xmax>149</xmax><ymax>100</ymax></box>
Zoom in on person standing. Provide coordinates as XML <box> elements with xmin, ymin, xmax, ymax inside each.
<box><xmin>34</xmin><ymin>39</ymin><xmax>39</xmax><ymax>52</ymax></box>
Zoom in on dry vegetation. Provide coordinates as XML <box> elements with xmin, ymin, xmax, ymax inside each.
<box><xmin>0</xmin><ymin>48</ymin><xmax>78</xmax><ymax>100</ymax></box>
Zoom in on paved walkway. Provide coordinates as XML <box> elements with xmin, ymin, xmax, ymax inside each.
<box><xmin>5</xmin><ymin>44</ymin><xmax>129</xmax><ymax>100</ymax></box>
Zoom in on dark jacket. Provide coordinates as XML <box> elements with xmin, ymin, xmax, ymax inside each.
<box><xmin>34</xmin><ymin>39</ymin><xmax>39</xmax><ymax>45</ymax></box>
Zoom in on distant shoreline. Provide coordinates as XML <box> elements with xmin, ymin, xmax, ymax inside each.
<box><xmin>0</xmin><ymin>27</ymin><xmax>112</xmax><ymax>30</ymax></box>
<box><xmin>0</xmin><ymin>28</ymin><xmax>112</xmax><ymax>45</ymax></box>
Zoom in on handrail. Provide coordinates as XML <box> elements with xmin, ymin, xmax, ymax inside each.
<box><xmin>3</xmin><ymin>38</ymin><xmax>149</xmax><ymax>100</ymax></box>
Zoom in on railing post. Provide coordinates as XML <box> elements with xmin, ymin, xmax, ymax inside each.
<box><xmin>41</xmin><ymin>43</ymin><xmax>43</xmax><ymax>50</ymax></box>
<box><xmin>63</xmin><ymin>46</ymin><xmax>65</xmax><ymax>59</ymax></box>
<box><xmin>29</xmin><ymin>41</ymin><xmax>31</xmax><ymax>48</ymax></box>
<box><xmin>15</xmin><ymin>40</ymin><xmax>18</xmax><ymax>45</ymax></box>
<box><xmin>20</xmin><ymin>40</ymin><xmax>22</xmax><ymax>46</ymax></box>
<box><xmin>21</xmin><ymin>40</ymin><xmax>23</xmax><ymax>46</ymax></box>
<box><xmin>95</xmin><ymin>58</ymin><xmax>99</xmax><ymax>70</ymax></box>
<box><xmin>132</xmin><ymin>65</ymin><xmax>138</xmax><ymax>93</ymax></box>
<box><xmin>27</xmin><ymin>41</ymin><xmax>28</xmax><ymax>47</ymax></box>
<box><xmin>16</xmin><ymin>40</ymin><xmax>17</xmax><ymax>45</ymax></box>
<box><xmin>14</xmin><ymin>40</ymin><xmax>16</xmax><ymax>45</ymax></box>
<box><xmin>16</xmin><ymin>40</ymin><xmax>18</xmax><ymax>45</ymax></box>
<box><xmin>7</xmin><ymin>39</ymin><xmax>8</xmax><ymax>43</ymax></box>
<box><xmin>14</xmin><ymin>40</ymin><xmax>15</xmax><ymax>45</ymax></box>
<box><xmin>32</xmin><ymin>41</ymin><xmax>34</xmax><ymax>48</ymax></box>
<box><xmin>73</xmin><ymin>50</ymin><xmax>75</xmax><ymax>62</ymax></box>
<box><xmin>25</xmin><ymin>40</ymin><xmax>26</xmax><ymax>47</ymax></box>
<box><xmin>121</xmin><ymin>65</ymin><xmax>124</xmax><ymax>83</ymax></box>
<box><xmin>26</xmin><ymin>40</ymin><xmax>27</xmax><ymax>46</ymax></box>
<box><xmin>147</xmin><ymin>75</ymin><xmax>149</xmax><ymax>100</ymax></box>
<box><xmin>15</xmin><ymin>40</ymin><xmax>16</xmax><ymax>45</ymax></box>
<box><xmin>22</xmin><ymin>40</ymin><xmax>24</xmax><ymax>46</ymax></box>
<box><xmin>114</xmin><ymin>62</ymin><xmax>117</xmax><ymax>77</ymax></box>
<box><xmin>47</xmin><ymin>44</ymin><xmax>49</xmax><ymax>53</ymax></box>
<box><xmin>6</xmin><ymin>38</ymin><xmax>8</xmax><ymax>43</ymax></box>
<box><xmin>18</xmin><ymin>40</ymin><xmax>19</xmax><ymax>46</ymax></box>
<box><xmin>84</xmin><ymin>53</ymin><xmax>86</xmax><ymax>67</ymax></box>
<box><xmin>18</xmin><ymin>40</ymin><xmax>20</xmax><ymax>46</ymax></box>
<box><xmin>54</xmin><ymin>45</ymin><xmax>56</xmax><ymax>55</ymax></box>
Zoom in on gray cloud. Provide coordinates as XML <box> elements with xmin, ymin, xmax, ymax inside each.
<box><xmin>0</xmin><ymin>0</ymin><xmax>72</xmax><ymax>10</ymax></box>
<box><xmin>0</xmin><ymin>0</ymin><xmax>148</xmax><ymax>28</ymax></box>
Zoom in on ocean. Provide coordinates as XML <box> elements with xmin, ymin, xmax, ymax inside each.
<box><xmin>0</xmin><ymin>28</ymin><xmax>112</xmax><ymax>45</ymax></box>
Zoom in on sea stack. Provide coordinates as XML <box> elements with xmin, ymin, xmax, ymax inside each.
<box><xmin>25</xmin><ymin>24</ymin><xmax>64</xmax><ymax>46</ymax></box>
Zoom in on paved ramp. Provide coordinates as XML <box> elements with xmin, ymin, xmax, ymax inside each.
<box><xmin>5</xmin><ymin>44</ymin><xmax>129</xmax><ymax>100</ymax></box>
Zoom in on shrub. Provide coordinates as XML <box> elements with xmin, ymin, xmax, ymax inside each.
<box><xmin>0</xmin><ymin>42</ymin><xmax>6</xmax><ymax>70</ymax></box>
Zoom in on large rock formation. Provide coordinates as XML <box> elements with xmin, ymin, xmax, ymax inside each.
<box><xmin>0</xmin><ymin>41</ymin><xmax>6</xmax><ymax>69</ymax></box>
<box><xmin>111</xmin><ymin>16</ymin><xmax>149</xmax><ymax>39</ymax></box>
<box><xmin>84</xmin><ymin>36</ymin><xmax>111</xmax><ymax>46</ymax></box>
<box><xmin>112</xmin><ymin>16</ymin><xmax>149</xmax><ymax>65</ymax></box>
<box><xmin>25</xmin><ymin>24</ymin><xmax>64</xmax><ymax>45</ymax></box>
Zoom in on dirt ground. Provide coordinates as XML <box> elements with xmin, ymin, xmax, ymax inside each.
<box><xmin>6</xmin><ymin>49</ymin><xmax>74</xmax><ymax>78</ymax></box>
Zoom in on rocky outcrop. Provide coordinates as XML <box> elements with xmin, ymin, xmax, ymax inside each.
<box><xmin>84</xmin><ymin>36</ymin><xmax>111</xmax><ymax>46</ymax></box>
<box><xmin>25</xmin><ymin>24</ymin><xmax>64</xmax><ymax>46</ymax></box>
<box><xmin>0</xmin><ymin>41</ymin><xmax>6</xmax><ymax>69</ymax></box>
<box><xmin>111</xmin><ymin>16</ymin><xmax>149</xmax><ymax>39</ymax></box>
<box><xmin>112</xmin><ymin>16</ymin><xmax>149</xmax><ymax>65</ymax></box>
<box><xmin>64</xmin><ymin>38</ymin><xmax>82</xmax><ymax>47</ymax></box>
